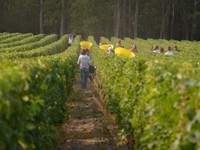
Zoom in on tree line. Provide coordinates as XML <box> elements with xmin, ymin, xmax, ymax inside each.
<box><xmin>0</xmin><ymin>0</ymin><xmax>200</xmax><ymax>40</ymax></box>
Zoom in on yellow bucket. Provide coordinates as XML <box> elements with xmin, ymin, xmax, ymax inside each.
<box><xmin>115</xmin><ymin>47</ymin><xmax>135</xmax><ymax>58</ymax></box>
<box><xmin>99</xmin><ymin>44</ymin><xmax>114</xmax><ymax>52</ymax></box>
<box><xmin>80</xmin><ymin>41</ymin><xmax>92</xmax><ymax>49</ymax></box>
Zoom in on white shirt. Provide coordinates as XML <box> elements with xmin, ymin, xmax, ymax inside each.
<box><xmin>153</xmin><ymin>49</ymin><xmax>161</xmax><ymax>53</ymax></box>
<box><xmin>108</xmin><ymin>47</ymin><xmax>114</xmax><ymax>54</ymax></box>
<box><xmin>77</xmin><ymin>54</ymin><xmax>91</xmax><ymax>69</ymax></box>
<box><xmin>68</xmin><ymin>38</ymin><xmax>73</xmax><ymax>44</ymax></box>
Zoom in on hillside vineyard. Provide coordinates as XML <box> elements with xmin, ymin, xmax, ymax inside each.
<box><xmin>0</xmin><ymin>33</ymin><xmax>200</xmax><ymax>150</ymax></box>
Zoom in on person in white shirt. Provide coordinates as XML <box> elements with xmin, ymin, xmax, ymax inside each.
<box><xmin>68</xmin><ymin>37</ymin><xmax>73</xmax><ymax>46</ymax></box>
<box><xmin>107</xmin><ymin>46</ymin><xmax>114</xmax><ymax>54</ymax></box>
<box><xmin>77</xmin><ymin>49</ymin><xmax>91</xmax><ymax>88</ymax></box>
<box><xmin>152</xmin><ymin>45</ymin><xmax>161</xmax><ymax>53</ymax></box>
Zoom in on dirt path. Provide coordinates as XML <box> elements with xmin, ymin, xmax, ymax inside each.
<box><xmin>56</xmin><ymin>76</ymin><xmax>127</xmax><ymax>150</ymax></box>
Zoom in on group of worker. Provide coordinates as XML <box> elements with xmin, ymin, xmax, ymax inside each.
<box><xmin>151</xmin><ymin>45</ymin><xmax>180</xmax><ymax>55</ymax></box>
<box><xmin>100</xmin><ymin>39</ymin><xmax>180</xmax><ymax>56</ymax></box>
<box><xmin>76</xmin><ymin>38</ymin><xmax>181</xmax><ymax>89</ymax></box>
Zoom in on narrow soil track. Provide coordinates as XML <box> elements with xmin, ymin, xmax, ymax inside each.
<box><xmin>56</xmin><ymin>76</ymin><xmax>127</xmax><ymax>150</ymax></box>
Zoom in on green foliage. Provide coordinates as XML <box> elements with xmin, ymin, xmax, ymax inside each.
<box><xmin>0</xmin><ymin>35</ymin><xmax>68</xmax><ymax>59</ymax></box>
<box><xmin>0</xmin><ymin>33</ymin><xmax>81</xmax><ymax>149</ymax></box>
<box><xmin>89</xmin><ymin>36</ymin><xmax>200</xmax><ymax>149</ymax></box>
<box><xmin>0</xmin><ymin>34</ymin><xmax>58</xmax><ymax>53</ymax></box>
<box><xmin>43</xmin><ymin>0</ymin><xmax>61</xmax><ymax>32</ymax></box>
<box><xmin>0</xmin><ymin>33</ymin><xmax>21</xmax><ymax>41</ymax></box>
<box><xmin>69</xmin><ymin>0</ymin><xmax>113</xmax><ymax>36</ymax></box>
<box><xmin>0</xmin><ymin>34</ymin><xmax>45</xmax><ymax>49</ymax></box>
<box><xmin>0</xmin><ymin>33</ymin><xmax>33</xmax><ymax>44</ymax></box>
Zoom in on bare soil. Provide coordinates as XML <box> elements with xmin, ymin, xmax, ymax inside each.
<box><xmin>56</xmin><ymin>76</ymin><xmax>127</xmax><ymax>150</ymax></box>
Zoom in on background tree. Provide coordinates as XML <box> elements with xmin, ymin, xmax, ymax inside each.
<box><xmin>39</xmin><ymin>0</ymin><xmax>44</xmax><ymax>33</ymax></box>
<box><xmin>191</xmin><ymin>0</ymin><xmax>200</xmax><ymax>40</ymax></box>
<box><xmin>60</xmin><ymin>0</ymin><xmax>66</xmax><ymax>37</ymax></box>
<box><xmin>114</xmin><ymin>0</ymin><xmax>121</xmax><ymax>38</ymax></box>
<box><xmin>0</xmin><ymin>0</ymin><xmax>200</xmax><ymax>40</ymax></box>
<box><xmin>134</xmin><ymin>0</ymin><xmax>139</xmax><ymax>38</ymax></box>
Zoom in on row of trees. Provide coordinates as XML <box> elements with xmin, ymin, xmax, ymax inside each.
<box><xmin>0</xmin><ymin>0</ymin><xmax>200</xmax><ymax>40</ymax></box>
